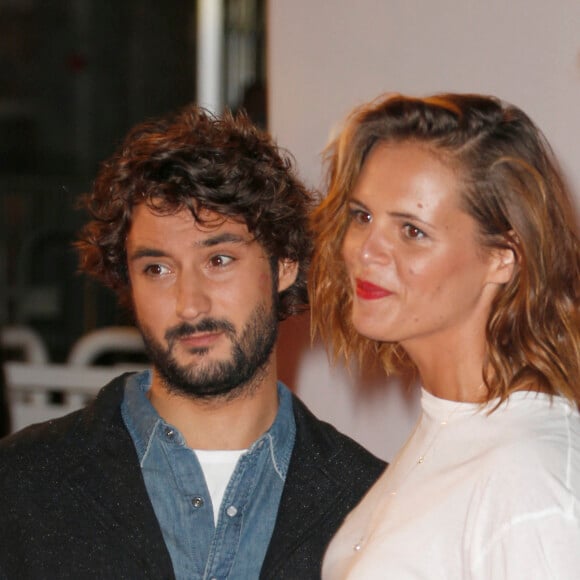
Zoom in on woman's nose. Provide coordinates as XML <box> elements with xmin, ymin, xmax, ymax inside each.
<box><xmin>358</xmin><ymin>228</ymin><xmax>393</xmax><ymax>266</ymax></box>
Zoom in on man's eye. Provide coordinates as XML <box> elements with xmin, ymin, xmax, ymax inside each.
<box><xmin>209</xmin><ymin>255</ymin><xmax>234</xmax><ymax>268</ymax></box>
<box><xmin>144</xmin><ymin>264</ymin><xmax>169</xmax><ymax>276</ymax></box>
<box><xmin>403</xmin><ymin>224</ymin><xmax>426</xmax><ymax>240</ymax></box>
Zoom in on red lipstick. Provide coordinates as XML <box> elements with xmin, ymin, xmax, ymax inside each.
<box><xmin>355</xmin><ymin>279</ymin><xmax>393</xmax><ymax>300</ymax></box>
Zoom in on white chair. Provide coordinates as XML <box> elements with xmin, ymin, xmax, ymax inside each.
<box><xmin>0</xmin><ymin>325</ymin><xmax>50</xmax><ymax>364</ymax></box>
<box><xmin>67</xmin><ymin>326</ymin><xmax>146</xmax><ymax>366</ymax></box>
<box><xmin>5</xmin><ymin>362</ymin><xmax>126</xmax><ymax>431</ymax></box>
<box><xmin>5</xmin><ymin>326</ymin><xmax>148</xmax><ymax>433</ymax></box>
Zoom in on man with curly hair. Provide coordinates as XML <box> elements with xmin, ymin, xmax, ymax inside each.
<box><xmin>0</xmin><ymin>105</ymin><xmax>385</xmax><ymax>579</ymax></box>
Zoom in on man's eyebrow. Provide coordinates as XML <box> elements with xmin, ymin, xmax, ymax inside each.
<box><xmin>128</xmin><ymin>233</ymin><xmax>250</xmax><ymax>262</ymax></box>
<box><xmin>128</xmin><ymin>247</ymin><xmax>167</xmax><ymax>262</ymax></box>
<box><xmin>196</xmin><ymin>232</ymin><xmax>250</xmax><ymax>247</ymax></box>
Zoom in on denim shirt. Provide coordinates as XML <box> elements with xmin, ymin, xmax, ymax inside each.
<box><xmin>121</xmin><ymin>371</ymin><xmax>296</xmax><ymax>580</ymax></box>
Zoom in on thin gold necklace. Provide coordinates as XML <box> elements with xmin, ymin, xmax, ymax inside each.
<box><xmin>352</xmin><ymin>397</ymin><xmax>463</xmax><ymax>553</ymax></box>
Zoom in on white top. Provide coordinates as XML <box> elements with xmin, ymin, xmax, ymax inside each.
<box><xmin>194</xmin><ymin>449</ymin><xmax>246</xmax><ymax>525</ymax></box>
<box><xmin>323</xmin><ymin>389</ymin><xmax>580</xmax><ymax>579</ymax></box>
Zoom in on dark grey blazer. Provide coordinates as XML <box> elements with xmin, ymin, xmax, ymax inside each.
<box><xmin>0</xmin><ymin>374</ymin><xmax>385</xmax><ymax>579</ymax></box>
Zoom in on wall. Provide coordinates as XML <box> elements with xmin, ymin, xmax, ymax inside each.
<box><xmin>269</xmin><ymin>0</ymin><xmax>580</xmax><ymax>461</ymax></box>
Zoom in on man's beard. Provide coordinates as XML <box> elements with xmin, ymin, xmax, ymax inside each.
<box><xmin>138</xmin><ymin>302</ymin><xmax>278</xmax><ymax>401</ymax></box>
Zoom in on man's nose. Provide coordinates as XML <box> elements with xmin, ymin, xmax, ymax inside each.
<box><xmin>175</xmin><ymin>273</ymin><xmax>211</xmax><ymax>320</ymax></box>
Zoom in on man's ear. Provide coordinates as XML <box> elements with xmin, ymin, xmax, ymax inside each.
<box><xmin>277</xmin><ymin>259</ymin><xmax>299</xmax><ymax>292</ymax></box>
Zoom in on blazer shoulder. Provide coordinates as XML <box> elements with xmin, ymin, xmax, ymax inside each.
<box><xmin>291</xmin><ymin>394</ymin><xmax>387</xmax><ymax>479</ymax></box>
<box><xmin>259</xmin><ymin>394</ymin><xmax>386</xmax><ymax>579</ymax></box>
<box><xmin>0</xmin><ymin>373</ymin><xmax>130</xmax><ymax>470</ymax></box>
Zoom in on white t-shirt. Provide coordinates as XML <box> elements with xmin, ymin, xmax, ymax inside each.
<box><xmin>194</xmin><ymin>449</ymin><xmax>246</xmax><ymax>525</ymax></box>
<box><xmin>323</xmin><ymin>389</ymin><xmax>580</xmax><ymax>579</ymax></box>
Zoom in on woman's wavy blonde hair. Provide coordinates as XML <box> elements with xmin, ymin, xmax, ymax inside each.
<box><xmin>310</xmin><ymin>93</ymin><xmax>580</xmax><ymax>406</ymax></box>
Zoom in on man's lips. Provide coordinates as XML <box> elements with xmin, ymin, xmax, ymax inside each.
<box><xmin>355</xmin><ymin>279</ymin><xmax>393</xmax><ymax>300</ymax></box>
<box><xmin>177</xmin><ymin>331</ymin><xmax>223</xmax><ymax>349</ymax></box>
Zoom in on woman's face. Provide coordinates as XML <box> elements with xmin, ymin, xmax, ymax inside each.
<box><xmin>341</xmin><ymin>142</ymin><xmax>509</xmax><ymax>354</ymax></box>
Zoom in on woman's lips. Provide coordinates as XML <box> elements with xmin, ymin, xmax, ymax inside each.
<box><xmin>355</xmin><ymin>279</ymin><xmax>393</xmax><ymax>300</ymax></box>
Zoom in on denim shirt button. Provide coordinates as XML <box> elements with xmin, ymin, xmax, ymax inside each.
<box><xmin>226</xmin><ymin>505</ymin><xmax>238</xmax><ymax>517</ymax></box>
<box><xmin>164</xmin><ymin>427</ymin><xmax>175</xmax><ymax>440</ymax></box>
<box><xmin>191</xmin><ymin>496</ymin><xmax>204</xmax><ymax>509</ymax></box>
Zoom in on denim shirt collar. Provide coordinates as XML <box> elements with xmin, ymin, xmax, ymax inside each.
<box><xmin>122</xmin><ymin>370</ymin><xmax>295</xmax><ymax>478</ymax></box>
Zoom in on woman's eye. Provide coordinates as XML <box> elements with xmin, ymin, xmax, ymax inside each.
<box><xmin>209</xmin><ymin>255</ymin><xmax>234</xmax><ymax>268</ymax></box>
<box><xmin>403</xmin><ymin>224</ymin><xmax>426</xmax><ymax>240</ymax></box>
<box><xmin>349</xmin><ymin>208</ymin><xmax>372</xmax><ymax>225</ymax></box>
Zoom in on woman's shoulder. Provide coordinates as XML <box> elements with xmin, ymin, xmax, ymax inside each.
<box><xmin>467</xmin><ymin>395</ymin><xmax>580</xmax><ymax>517</ymax></box>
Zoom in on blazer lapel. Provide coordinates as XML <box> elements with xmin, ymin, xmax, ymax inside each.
<box><xmin>63</xmin><ymin>376</ymin><xmax>175</xmax><ymax>577</ymax></box>
<box><xmin>261</xmin><ymin>396</ymin><xmax>350</xmax><ymax>576</ymax></box>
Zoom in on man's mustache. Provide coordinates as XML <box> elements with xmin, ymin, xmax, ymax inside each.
<box><xmin>164</xmin><ymin>319</ymin><xmax>236</xmax><ymax>345</ymax></box>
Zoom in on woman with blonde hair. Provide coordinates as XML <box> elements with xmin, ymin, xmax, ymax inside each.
<box><xmin>310</xmin><ymin>93</ymin><xmax>580</xmax><ymax>578</ymax></box>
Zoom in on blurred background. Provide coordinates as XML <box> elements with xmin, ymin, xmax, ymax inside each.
<box><xmin>1</xmin><ymin>0</ymin><xmax>579</xmax><ymax>459</ymax></box>
<box><xmin>0</xmin><ymin>0</ymin><xmax>265</xmax><ymax>362</ymax></box>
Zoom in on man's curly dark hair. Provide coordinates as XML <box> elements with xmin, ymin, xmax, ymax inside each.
<box><xmin>76</xmin><ymin>104</ymin><xmax>313</xmax><ymax>320</ymax></box>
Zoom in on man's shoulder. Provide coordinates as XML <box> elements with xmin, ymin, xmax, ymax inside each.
<box><xmin>0</xmin><ymin>373</ymin><xmax>130</xmax><ymax>469</ymax></box>
<box><xmin>260</xmin><ymin>394</ymin><xmax>386</xmax><ymax>579</ymax></box>
<box><xmin>0</xmin><ymin>404</ymin><xmax>85</xmax><ymax>467</ymax></box>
